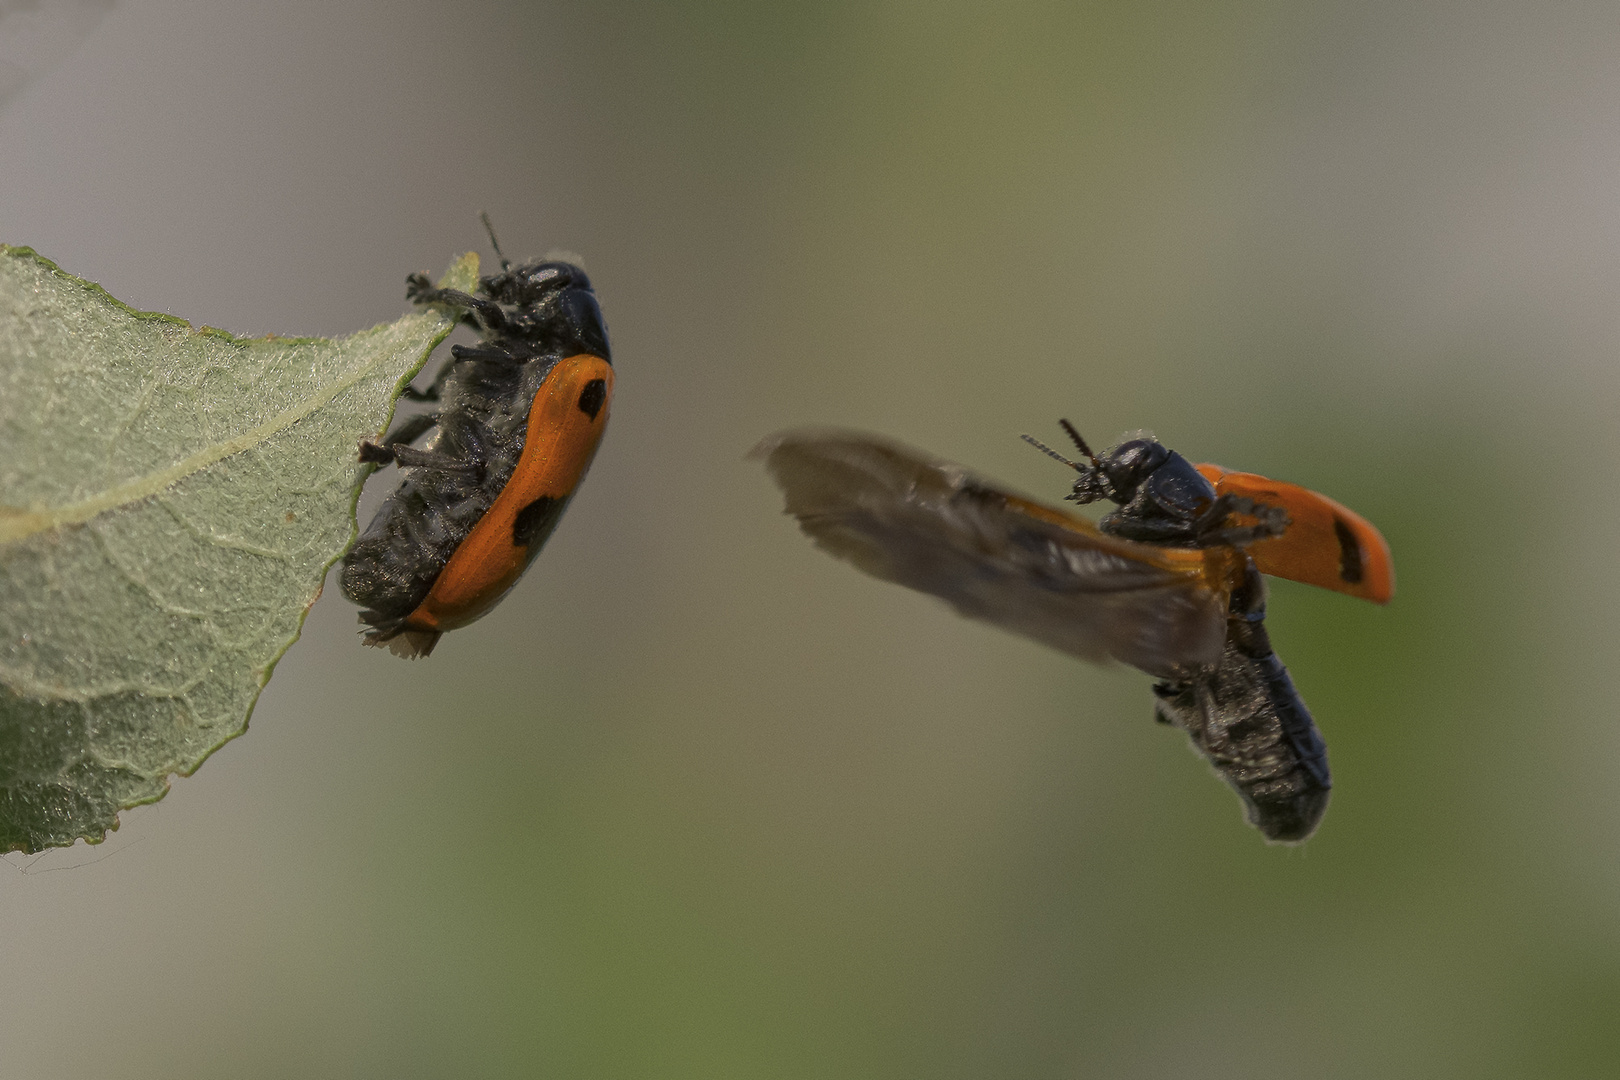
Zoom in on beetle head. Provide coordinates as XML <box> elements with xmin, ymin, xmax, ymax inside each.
<box><xmin>1023</xmin><ymin>422</ymin><xmax>1171</xmax><ymax>507</ymax></box>
<box><xmin>1084</xmin><ymin>437</ymin><xmax>1170</xmax><ymax>505</ymax></box>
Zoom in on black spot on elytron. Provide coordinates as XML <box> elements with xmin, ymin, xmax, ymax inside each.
<box><xmin>513</xmin><ymin>494</ymin><xmax>564</xmax><ymax>548</ymax></box>
<box><xmin>577</xmin><ymin>378</ymin><xmax>607</xmax><ymax>420</ymax></box>
<box><xmin>1334</xmin><ymin>516</ymin><xmax>1364</xmax><ymax>584</ymax></box>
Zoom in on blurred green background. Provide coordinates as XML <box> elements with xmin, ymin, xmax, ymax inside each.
<box><xmin>4</xmin><ymin>1</ymin><xmax>1618</xmax><ymax>1076</ymax></box>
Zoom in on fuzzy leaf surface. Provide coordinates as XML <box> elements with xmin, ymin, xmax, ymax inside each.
<box><xmin>0</xmin><ymin>245</ymin><xmax>477</xmax><ymax>852</ymax></box>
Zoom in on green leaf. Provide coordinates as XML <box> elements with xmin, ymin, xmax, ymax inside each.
<box><xmin>0</xmin><ymin>244</ymin><xmax>478</xmax><ymax>853</ymax></box>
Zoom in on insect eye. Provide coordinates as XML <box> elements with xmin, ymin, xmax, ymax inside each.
<box><xmin>518</xmin><ymin>262</ymin><xmax>577</xmax><ymax>294</ymax></box>
<box><xmin>1104</xmin><ymin>440</ymin><xmax>1167</xmax><ymax>489</ymax></box>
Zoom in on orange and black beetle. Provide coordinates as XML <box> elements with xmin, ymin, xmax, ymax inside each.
<box><xmin>753</xmin><ymin>423</ymin><xmax>1391</xmax><ymax>842</ymax></box>
<box><xmin>341</xmin><ymin>225</ymin><xmax>612</xmax><ymax>658</ymax></box>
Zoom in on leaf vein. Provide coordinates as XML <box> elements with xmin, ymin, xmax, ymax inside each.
<box><xmin>0</xmin><ymin>317</ymin><xmax>439</xmax><ymax>545</ymax></box>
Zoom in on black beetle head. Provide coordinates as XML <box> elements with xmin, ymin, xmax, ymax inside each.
<box><xmin>481</xmin><ymin>260</ymin><xmax>611</xmax><ymax>361</ymax></box>
<box><xmin>483</xmin><ymin>260</ymin><xmax>593</xmax><ymax>306</ymax></box>
<box><xmin>1025</xmin><ymin>422</ymin><xmax>1171</xmax><ymax>507</ymax></box>
<box><xmin>1064</xmin><ymin>436</ymin><xmax>1169</xmax><ymax>506</ymax></box>
<box><xmin>1100</xmin><ymin>438</ymin><xmax>1170</xmax><ymax>498</ymax></box>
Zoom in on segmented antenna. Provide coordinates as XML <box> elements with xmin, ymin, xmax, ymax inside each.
<box><xmin>1058</xmin><ymin>419</ymin><xmax>1099</xmax><ymax>465</ymax></box>
<box><xmin>480</xmin><ymin>211</ymin><xmax>511</xmax><ymax>271</ymax></box>
<box><xmin>1020</xmin><ymin>433</ymin><xmax>1082</xmax><ymax>471</ymax></box>
<box><xmin>1022</xmin><ymin>418</ymin><xmax>1104</xmax><ymax>472</ymax></box>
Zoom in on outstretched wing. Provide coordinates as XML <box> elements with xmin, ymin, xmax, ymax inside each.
<box><xmin>754</xmin><ymin>428</ymin><xmax>1242</xmax><ymax>679</ymax></box>
<box><xmin>1195</xmin><ymin>464</ymin><xmax>1394</xmax><ymax>604</ymax></box>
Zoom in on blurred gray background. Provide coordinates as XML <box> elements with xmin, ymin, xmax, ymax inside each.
<box><xmin>3</xmin><ymin>1</ymin><xmax>1618</xmax><ymax>1077</ymax></box>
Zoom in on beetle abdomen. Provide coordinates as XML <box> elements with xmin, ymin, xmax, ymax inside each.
<box><xmin>1152</xmin><ymin>642</ymin><xmax>1331</xmax><ymax>843</ymax></box>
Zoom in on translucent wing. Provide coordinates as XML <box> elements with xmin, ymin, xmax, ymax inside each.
<box><xmin>1195</xmin><ymin>464</ymin><xmax>1394</xmax><ymax>604</ymax></box>
<box><xmin>754</xmin><ymin>428</ymin><xmax>1242</xmax><ymax>679</ymax></box>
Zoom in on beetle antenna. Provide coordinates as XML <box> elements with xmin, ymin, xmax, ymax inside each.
<box><xmin>1020</xmin><ymin>434</ymin><xmax>1082</xmax><ymax>471</ymax></box>
<box><xmin>479</xmin><ymin>211</ymin><xmax>511</xmax><ymax>271</ymax></box>
<box><xmin>1058</xmin><ymin>419</ymin><xmax>1100</xmax><ymax>466</ymax></box>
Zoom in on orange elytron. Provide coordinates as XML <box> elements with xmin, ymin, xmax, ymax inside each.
<box><xmin>342</xmin><ymin>221</ymin><xmax>613</xmax><ymax>658</ymax></box>
<box><xmin>1194</xmin><ymin>463</ymin><xmax>1393</xmax><ymax>604</ymax></box>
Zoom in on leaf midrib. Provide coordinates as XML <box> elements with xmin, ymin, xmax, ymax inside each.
<box><xmin>0</xmin><ymin>320</ymin><xmax>432</xmax><ymax>545</ymax></box>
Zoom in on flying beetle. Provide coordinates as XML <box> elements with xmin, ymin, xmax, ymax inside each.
<box><xmin>341</xmin><ymin>217</ymin><xmax>613</xmax><ymax>658</ymax></box>
<box><xmin>753</xmin><ymin>422</ymin><xmax>1392</xmax><ymax>842</ymax></box>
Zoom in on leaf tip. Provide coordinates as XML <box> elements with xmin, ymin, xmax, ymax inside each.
<box><xmin>440</xmin><ymin>252</ymin><xmax>480</xmax><ymax>293</ymax></box>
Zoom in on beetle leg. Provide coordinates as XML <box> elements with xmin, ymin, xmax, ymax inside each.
<box><xmin>406</xmin><ymin>273</ymin><xmax>510</xmax><ymax>334</ymax></box>
<box><xmin>1197</xmin><ymin>680</ymin><xmax>1219</xmax><ymax>731</ymax></box>
<box><xmin>374</xmin><ymin>408</ymin><xmax>490</xmax><ymax>481</ymax></box>
<box><xmin>358</xmin><ymin>441</ymin><xmax>394</xmax><ymax>465</ymax></box>
<box><xmin>1150</xmin><ymin>681</ymin><xmax>1178</xmax><ymax>724</ymax></box>
<box><xmin>359</xmin><ymin>413</ymin><xmax>438</xmax><ymax>461</ymax></box>
<box><xmin>401</xmin><ymin>356</ymin><xmax>456</xmax><ymax>402</ymax></box>
<box><xmin>1193</xmin><ymin>493</ymin><xmax>1289</xmax><ymax>548</ymax></box>
<box><xmin>357</xmin><ymin>412</ymin><xmax>469</xmax><ymax>471</ymax></box>
<box><xmin>380</xmin><ymin>444</ymin><xmax>482</xmax><ymax>473</ymax></box>
<box><xmin>449</xmin><ymin>340</ymin><xmax>526</xmax><ymax>364</ymax></box>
